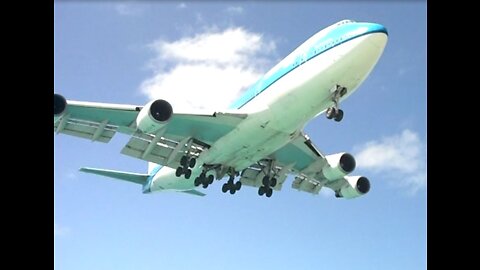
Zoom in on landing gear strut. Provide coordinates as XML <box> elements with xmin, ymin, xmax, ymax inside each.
<box><xmin>175</xmin><ymin>155</ymin><xmax>197</xmax><ymax>179</ymax></box>
<box><xmin>257</xmin><ymin>160</ymin><xmax>278</xmax><ymax>198</ymax></box>
<box><xmin>326</xmin><ymin>85</ymin><xmax>347</xmax><ymax>122</ymax></box>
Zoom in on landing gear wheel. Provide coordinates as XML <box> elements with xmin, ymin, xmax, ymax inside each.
<box><xmin>189</xmin><ymin>158</ymin><xmax>196</xmax><ymax>168</ymax></box>
<box><xmin>222</xmin><ymin>183</ymin><xmax>228</xmax><ymax>193</ymax></box>
<box><xmin>180</xmin><ymin>156</ymin><xmax>188</xmax><ymax>167</ymax></box>
<box><xmin>258</xmin><ymin>186</ymin><xmax>266</xmax><ymax>196</ymax></box>
<box><xmin>175</xmin><ymin>167</ymin><xmax>183</xmax><ymax>177</ymax></box>
<box><xmin>184</xmin><ymin>169</ymin><xmax>192</xmax><ymax>179</ymax></box>
<box><xmin>270</xmin><ymin>178</ymin><xmax>277</xmax><ymax>187</ymax></box>
<box><xmin>326</xmin><ymin>107</ymin><xmax>336</xmax><ymax>119</ymax></box>
<box><xmin>202</xmin><ymin>183</ymin><xmax>209</xmax><ymax>189</ymax></box>
<box><xmin>265</xmin><ymin>188</ymin><xmax>273</xmax><ymax>198</ymax></box>
<box><xmin>235</xmin><ymin>181</ymin><xmax>242</xmax><ymax>191</ymax></box>
<box><xmin>334</xmin><ymin>109</ymin><xmax>344</xmax><ymax>122</ymax></box>
<box><xmin>207</xmin><ymin>175</ymin><xmax>214</xmax><ymax>185</ymax></box>
<box><xmin>194</xmin><ymin>177</ymin><xmax>201</xmax><ymax>187</ymax></box>
<box><xmin>262</xmin><ymin>176</ymin><xmax>270</xmax><ymax>186</ymax></box>
<box><xmin>229</xmin><ymin>188</ymin><xmax>236</xmax><ymax>195</ymax></box>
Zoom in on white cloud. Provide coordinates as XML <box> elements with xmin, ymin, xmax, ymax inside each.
<box><xmin>54</xmin><ymin>223</ymin><xmax>70</xmax><ymax>237</ymax></box>
<box><xmin>353</xmin><ymin>129</ymin><xmax>426</xmax><ymax>194</ymax></box>
<box><xmin>226</xmin><ymin>6</ymin><xmax>244</xmax><ymax>14</ymax></box>
<box><xmin>66</xmin><ymin>172</ymin><xmax>77</xmax><ymax>180</ymax></box>
<box><xmin>177</xmin><ymin>3</ymin><xmax>187</xmax><ymax>9</ymax></box>
<box><xmin>115</xmin><ymin>3</ymin><xmax>142</xmax><ymax>16</ymax></box>
<box><xmin>141</xmin><ymin>27</ymin><xmax>277</xmax><ymax>111</ymax></box>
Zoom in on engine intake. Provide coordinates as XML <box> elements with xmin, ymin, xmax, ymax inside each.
<box><xmin>149</xmin><ymin>99</ymin><xmax>173</xmax><ymax>122</ymax></box>
<box><xmin>136</xmin><ymin>99</ymin><xmax>173</xmax><ymax>133</ymax></box>
<box><xmin>336</xmin><ymin>176</ymin><xmax>370</xmax><ymax>199</ymax></box>
<box><xmin>54</xmin><ymin>94</ymin><xmax>67</xmax><ymax>116</ymax></box>
<box><xmin>322</xmin><ymin>152</ymin><xmax>356</xmax><ymax>181</ymax></box>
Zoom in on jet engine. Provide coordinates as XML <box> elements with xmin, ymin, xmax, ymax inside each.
<box><xmin>136</xmin><ymin>99</ymin><xmax>173</xmax><ymax>133</ymax></box>
<box><xmin>336</xmin><ymin>176</ymin><xmax>370</xmax><ymax>199</ymax></box>
<box><xmin>54</xmin><ymin>94</ymin><xmax>67</xmax><ymax>122</ymax></box>
<box><xmin>322</xmin><ymin>152</ymin><xmax>356</xmax><ymax>181</ymax></box>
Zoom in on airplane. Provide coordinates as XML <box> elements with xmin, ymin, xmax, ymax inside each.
<box><xmin>54</xmin><ymin>19</ymin><xmax>388</xmax><ymax>199</ymax></box>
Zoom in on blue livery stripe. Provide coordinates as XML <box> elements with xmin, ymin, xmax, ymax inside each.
<box><xmin>229</xmin><ymin>22</ymin><xmax>387</xmax><ymax>109</ymax></box>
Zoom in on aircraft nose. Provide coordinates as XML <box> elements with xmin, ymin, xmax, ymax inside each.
<box><xmin>367</xmin><ymin>22</ymin><xmax>388</xmax><ymax>36</ymax></box>
<box><xmin>364</xmin><ymin>23</ymin><xmax>388</xmax><ymax>51</ymax></box>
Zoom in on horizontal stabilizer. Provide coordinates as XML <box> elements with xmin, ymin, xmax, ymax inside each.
<box><xmin>180</xmin><ymin>190</ymin><xmax>206</xmax><ymax>196</ymax></box>
<box><xmin>80</xmin><ymin>167</ymin><xmax>149</xmax><ymax>185</ymax></box>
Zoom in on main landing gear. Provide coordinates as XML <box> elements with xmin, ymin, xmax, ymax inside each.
<box><xmin>258</xmin><ymin>175</ymin><xmax>276</xmax><ymax>198</ymax></box>
<box><xmin>257</xmin><ymin>160</ymin><xmax>278</xmax><ymax>198</ymax></box>
<box><xmin>192</xmin><ymin>166</ymin><xmax>242</xmax><ymax>195</ymax></box>
<box><xmin>194</xmin><ymin>171</ymin><xmax>215</xmax><ymax>189</ymax></box>
<box><xmin>326</xmin><ymin>85</ymin><xmax>347</xmax><ymax>122</ymax></box>
<box><xmin>175</xmin><ymin>155</ymin><xmax>196</xmax><ymax>179</ymax></box>
<box><xmin>221</xmin><ymin>173</ymin><xmax>242</xmax><ymax>195</ymax></box>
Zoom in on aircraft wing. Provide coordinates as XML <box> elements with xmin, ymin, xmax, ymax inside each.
<box><xmin>54</xmin><ymin>97</ymin><xmax>247</xmax><ymax>168</ymax></box>
<box><xmin>238</xmin><ymin>132</ymin><xmax>362</xmax><ymax>197</ymax></box>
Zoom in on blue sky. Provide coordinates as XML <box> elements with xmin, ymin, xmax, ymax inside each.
<box><xmin>54</xmin><ymin>2</ymin><xmax>426</xmax><ymax>270</ymax></box>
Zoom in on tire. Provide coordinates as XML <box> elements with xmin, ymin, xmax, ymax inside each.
<box><xmin>189</xmin><ymin>158</ymin><xmax>196</xmax><ymax>168</ymax></box>
<box><xmin>222</xmin><ymin>183</ymin><xmax>228</xmax><ymax>193</ymax></box>
<box><xmin>235</xmin><ymin>181</ymin><xmax>242</xmax><ymax>191</ymax></box>
<box><xmin>194</xmin><ymin>177</ymin><xmax>201</xmax><ymax>187</ymax></box>
<box><xmin>258</xmin><ymin>186</ymin><xmax>265</xmax><ymax>196</ymax></box>
<box><xmin>334</xmin><ymin>109</ymin><xmax>344</xmax><ymax>122</ymax></box>
<box><xmin>175</xmin><ymin>167</ymin><xmax>183</xmax><ymax>177</ymax></box>
<box><xmin>229</xmin><ymin>188</ymin><xmax>236</xmax><ymax>195</ymax></box>
<box><xmin>326</xmin><ymin>107</ymin><xmax>336</xmax><ymax>119</ymax></box>
<box><xmin>202</xmin><ymin>183</ymin><xmax>209</xmax><ymax>189</ymax></box>
<box><xmin>262</xmin><ymin>176</ymin><xmax>270</xmax><ymax>186</ymax></box>
<box><xmin>270</xmin><ymin>178</ymin><xmax>277</xmax><ymax>187</ymax></box>
<box><xmin>184</xmin><ymin>169</ymin><xmax>192</xmax><ymax>179</ymax></box>
<box><xmin>208</xmin><ymin>175</ymin><xmax>214</xmax><ymax>184</ymax></box>
<box><xmin>266</xmin><ymin>188</ymin><xmax>273</xmax><ymax>198</ymax></box>
<box><xmin>180</xmin><ymin>156</ymin><xmax>188</xmax><ymax>167</ymax></box>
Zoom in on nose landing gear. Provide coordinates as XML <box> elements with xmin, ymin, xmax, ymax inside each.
<box><xmin>326</xmin><ymin>85</ymin><xmax>347</xmax><ymax>122</ymax></box>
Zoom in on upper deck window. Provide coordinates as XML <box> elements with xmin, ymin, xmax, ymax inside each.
<box><xmin>336</xmin><ymin>20</ymin><xmax>355</xmax><ymax>26</ymax></box>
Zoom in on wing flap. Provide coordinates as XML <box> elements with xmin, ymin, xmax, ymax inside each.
<box><xmin>291</xmin><ymin>176</ymin><xmax>323</xmax><ymax>194</ymax></box>
<box><xmin>55</xmin><ymin>116</ymin><xmax>117</xmax><ymax>143</ymax></box>
<box><xmin>121</xmin><ymin>133</ymin><xmax>171</xmax><ymax>165</ymax></box>
<box><xmin>238</xmin><ymin>164</ymin><xmax>288</xmax><ymax>191</ymax></box>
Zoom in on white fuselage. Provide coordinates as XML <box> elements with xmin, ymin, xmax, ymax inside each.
<box><xmin>147</xmin><ymin>22</ymin><xmax>388</xmax><ymax>193</ymax></box>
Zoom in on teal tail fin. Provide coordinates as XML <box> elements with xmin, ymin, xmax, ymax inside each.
<box><xmin>79</xmin><ymin>167</ymin><xmax>149</xmax><ymax>185</ymax></box>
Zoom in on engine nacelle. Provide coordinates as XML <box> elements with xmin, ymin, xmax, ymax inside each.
<box><xmin>136</xmin><ymin>99</ymin><xmax>173</xmax><ymax>133</ymax></box>
<box><xmin>54</xmin><ymin>94</ymin><xmax>67</xmax><ymax>123</ymax></box>
<box><xmin>322</xmin><ymin>152</ymin><xmax>356</xmax><ymax>181</ymax></box>
<box><xmin>336</xmin><ymin>176</ymin><xmax>370</xmax><ymax>199</ymax></box>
